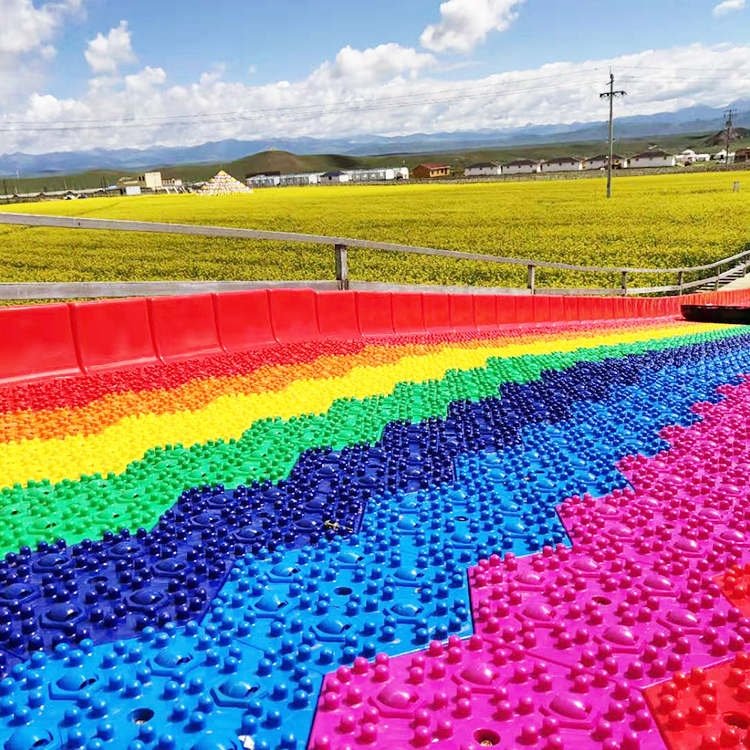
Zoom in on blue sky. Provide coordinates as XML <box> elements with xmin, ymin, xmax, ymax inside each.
<box><xmin>0</xmin><ymin>0</ymin><xmax>748</xmax><ymax>153</ymax></box>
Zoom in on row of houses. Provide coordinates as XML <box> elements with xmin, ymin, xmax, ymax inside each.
<box><xmin>457</xmin><ymin>148</ymin><xmax>743</xmax><ymax>177</ymax></box>
<box><xmin>247</xmin><ymin>166</ymin><xmax>409</xmax><ymax>188</ymax></box>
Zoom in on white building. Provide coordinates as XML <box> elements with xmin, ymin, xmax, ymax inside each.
<box><xmin>628</xmin><ymin>150</ymin><xmax>676</xmax><ymax>168</ymax></box>
<box><xmin>248</xmin><ymin>166</ymin><xmax>408</xmax><ymax>188</ymax></box>
<box><xmin>675</xmin><ymin>150</ymin><xmax>711</xmax><ymax>165</ymax></box>
<box><xmin>347</xmin><ymin>167</ymin><xmax>409</xmax><ymax>182</ymax></box>
<box><xmin>247</xmin><ymin>174</ymin><xmax>282</xmax><ymax>188</ymax></box>
<box><xmin>143</xmin><ymin>171</ymin><xmax>163</xmax><ymax>190</ymax></box>
<box><xmin>584</xmin><ymin>154</ymin><xmax>628</xmax><ymax>170</ymax></box>
<box><xmin>281</xmin><ymin>172</ymin><xmax>322</xmax><ymax>186</ymax></box>
<box><xmin>320</xmin><ymin>170</ymin><xmax>351</xmax><ymax>184</ymax></box>
<box><xmin>540</xmin><ymin>157</ymin><xmax>583</xmax><ymax>173</ymax></box>
<box><xmin>503</xmin><ymin>159</ymin><xmax>540</xmax><ymax>175</ymax></box>
<box><xmin>464</xmin><ymin>162</ymin><xmax>502</xmax><ymax>177</ymax></box>
<box><xmin>712</xmin><ymin>149</ymin><xmax>736</xmax><ymax>164</ymax></box>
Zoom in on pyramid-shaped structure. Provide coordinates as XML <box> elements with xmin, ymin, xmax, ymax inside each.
<box><xmin>199</xmin><ymin>170</ymin><xmax>252</xmax><ymax>195</ymax></box>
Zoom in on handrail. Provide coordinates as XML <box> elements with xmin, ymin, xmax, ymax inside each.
<box><xmin>0</xmin><ymin>211</ymin><xmax>747</xmax><ymax>299</ymax></box>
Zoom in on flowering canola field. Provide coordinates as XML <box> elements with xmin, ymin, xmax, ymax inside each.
<box><xmin>1</xmin><ymin>170</ymin><xmax>749</xmax><ymax>289</ymax></box>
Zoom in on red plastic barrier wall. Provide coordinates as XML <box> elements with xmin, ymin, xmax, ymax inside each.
<box><xmin>0</xmin><ymin>303</ymin><xmax>80</xmax><ymax>384</ymax></box>
<box><xmin>214</xmin><ymin>290</ymin><xmax>276</xmax><ymax>351</ymax></box>
<box><xmin>449</xmin><ymin>295</ymin><xmax>476</xmax><ymax>330</ymax></box>
<box><xmin>422</xmin><ymin>294</ymin><xmax>452</xmax><ymax>332</ymax></box>
<box><xmin>316</xmin><ymin>291</ymin><xmax>360</xmax><ymax>340</ymax></box>
<box><xmin>533</xmin><ymin>296</ymin><xmax>552</xmax><ymax>323</ymax></box>
<box><xmin>514</xmin><ymin>297</ymin><xmax>535</xmax><ymax>324</ymax></box>
<box><xmin>3</xmin><ymin>287</ymin><xmax>750</xmax><ymax>386</ymax></box>
<box><xmin>149</xmin><ymin>294</ymin><xmax>223</xmax><ymax>362</ymax></box>
<box><xmin>73</xmin><ymin>298</ymin><xmax>158</xmax><ymax>372</ymax></box>
<box><xmin>269</xmin><ymin>288</ymin><xmax>322</xmax><ymax>344</ymax></box>
<box><xmin>391</xmin><ymin>293</ymin><xmax>424</xmax><ymax>334</ymax></box>
<box><xmin>496</xmin><ymin>295</ymin><xmax>518</xmax><ymax>325</ymax></box>
<box><xmin>356</xmin><ymin>292</ymin><xmax>394</xmax><ymax>337</ymax></box>
<box><xmin>473</xmin><ymin>296</ymin><xmax>497</xmax><ymax>330</ymax></box>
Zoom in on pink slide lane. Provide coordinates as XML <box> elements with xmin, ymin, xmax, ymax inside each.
<box><xmin>308</xmin><ymin>378</ymin><xmax>750</xmax><ymax>749</ymax></box>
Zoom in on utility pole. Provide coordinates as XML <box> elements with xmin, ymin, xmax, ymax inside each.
<box><xmin>723</xmin><ymin>108</ymin><xmax>736</xmax><ymax>168</ymax></box>
<box><xmin>600</xmin><ymin>72</ymin><xmax>626</xmax><ymax>198</ymax></box>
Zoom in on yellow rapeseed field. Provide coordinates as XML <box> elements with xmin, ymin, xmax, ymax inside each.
<box><xmin>0</xmin><ymin>170</ymin><xmax>748</xmax><ymax>289</ymax></box>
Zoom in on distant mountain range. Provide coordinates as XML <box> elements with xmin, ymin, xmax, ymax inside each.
<box><xmin>1</xmin><ymin>100</ymin><xmax>748</xmax><ymax>177</ymax></box>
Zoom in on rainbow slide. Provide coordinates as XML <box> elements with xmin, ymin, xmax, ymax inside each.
<box><xmin>0</xmin><ymin>288</ymin><xmax>749</xmax><ymax>750</ymax></box>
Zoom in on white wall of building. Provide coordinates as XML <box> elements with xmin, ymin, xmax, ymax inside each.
<box><xmin>247</xmin><ymin>175</ymin><xmax>281</xmax><ymax>188</ymax></box>
<box><xmin>464</xmin><ymin>165</ymin><xmax>502</xmax><ymax>177</ymax></box>
<box><xmin>541</xmin><ymin>160</ymin><xmax>582</xmax><ymax>173</ymax></box>
<box><xmin>143</xmin><ymin>172</ymin><xmax>162</xmax><ymax>189</ymax></box>
<box><xmin>321</xmin><ymin>173</ymin><xmax>351</xmax><ymax>184</ymax></box>
<box><xmin>629</xmin><ymin>155</ymin><xmax>676</xmax><ymax>168</ymax></box>
<box><xmin>584</xmin><ymin>158</ymin><xmax>607</xmax><ymax>170</ymax></box>
<box><xmin>504</xmin><ymin>162</ymin><xmax>539</xmax><ymax>175</ymax></box>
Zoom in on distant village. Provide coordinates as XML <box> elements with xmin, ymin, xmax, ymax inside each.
<box><xmin>2</xmin><ymin>146</ymin><xmax>748</xmax><ymax>203</ymax></box>
<box><xmin>247</xmin><ymin>147</ymin><xmax>747</xmax><ymax>187</ymax></box>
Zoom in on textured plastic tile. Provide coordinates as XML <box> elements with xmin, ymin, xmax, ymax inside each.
<box><xmin>308</xmin><ymin>366</ymin><xmax>750</xmax><ymax>749</ymax></box>
<box><xmin>311</xmin><ymin>633</ymin><xmax>664</xmax><ymax>749</ymax></box>
<box><xmin>0</xmin><ymin>482</ymin><xmax>364</xmax><ymax>667</ymax></box>
<box><xmin>4</xmin><ymin>322</ymin><xmax>750</xmax><ymax>749</ymax></box>
<box><xmin>644</xmin><ymin>653</ymin><xmax>750</xmax><ymax>750</ymax></box>
<box><xmin>718</xmin><ymin>565</ymin><xmax>750</xmax><ymax>618</ymax></box>
<box><xmin>4</xmin><ymin>330</ymin><xmax>747</xmax><ymax>670</ymax></box>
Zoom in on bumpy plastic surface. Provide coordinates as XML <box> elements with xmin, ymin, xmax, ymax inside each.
<box><xmin>2</xmin><ymin>290</ymin><xmax>750</xmax><ymax>750</ymax></box>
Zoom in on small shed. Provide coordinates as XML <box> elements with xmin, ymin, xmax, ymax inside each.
<box><xmin>464</xmin><ymin>162</ymin><xmax>502</xmax><ymax>177</ymax></box>
<box><xmin>412</xmin><ymin>163</ymin><xmax>451</xmax><ymax>179</ymax></box>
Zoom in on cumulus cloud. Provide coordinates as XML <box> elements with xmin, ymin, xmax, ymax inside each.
<box><xmin>312</xmin><ymin>44</ymin><xmax>436</xmax><ymax>85</ymax></box>
<box><xmin>713</xmin><ymin>0</ymin><xmax>745</xmax><ymax>15</ymax></box>
<box><xmin>84</xmin><ymin>20</ymin><xmax>136</xmax><ymax>74</ymax></box>
<box><xmin>0</xmin><ymin>0</ymin><xmax>81</xmax><ymax>56</ymax></box>
<box><xmin>2</xmin><ymin>42</ymin><xmax>750</xmax><ymax>155</ymax></box>
<box><xmin>421</xmin><ymin>0</ymin><xmax>524</xmax><ymax>53</ymax></box>
<box><xmin>124</xmin><ymin>65</ymin><xmax>166</xmax><ymax>93</ymax></box>
<box><xmin>0</xmin><ymin>0</ymin><xmax>84</xmax><ymax>104</ymax></box>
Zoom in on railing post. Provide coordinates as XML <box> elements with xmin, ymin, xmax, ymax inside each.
<box><xmin>334</xmin><ymin>243</ymin><xmax>349</xmax><ymax>291</ymax></box>
<box><xmin>620</xmin><ymin>270</ymin><xmax>628</xmax><ymax>296</ymax></box>
<box><xmin>677</xmin><ymin>271</ymin><xmax>684</xmax><ymax>294</ymax></box>
<box><xmin>527</xmin><ymin>264</ymin><xmax>536</xmax><ymax>294</ymax></box>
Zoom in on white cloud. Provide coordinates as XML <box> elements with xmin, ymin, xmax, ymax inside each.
<box><xmin>713</xmin><ymin>0</ymin><xmax>745</xmax><ymax>15</ymax></box>
<box><xmin>421</xmin><ymin>0</ymin><xmax>524</xmax><ymax>54</ymax></box>
<box><xmin>0</xmin><ymin>0</ymin><xmax>83</xmax><ymax>104</ymax></box>
<box><xmin>0</xmin><ymin>0</ymin><xmax>80</xmax><ymax>55</ymax></box>
<box><xmin>312</xmin><ymin>44</ymin><xmax>436</xmax><ymax>85</ymax></box>
<box><xmin>2</xmin><ymin>42</ymin><xmax>750</xmax><ymax>156</ymax></box>
<box><xmin>124</xmin><ymin>65</ymin><xmax>166</xmax><ymax>93</ymax></box>
<box><xmin>84</xmin><ymin>20</ymin><xmax>135</xmax><ymax>74</ymax></box>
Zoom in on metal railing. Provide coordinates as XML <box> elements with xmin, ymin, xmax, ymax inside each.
<box><xmin>0</xmin><ymin>211</ymin><xmax>748</xmax><ymax>300</ymax></box>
